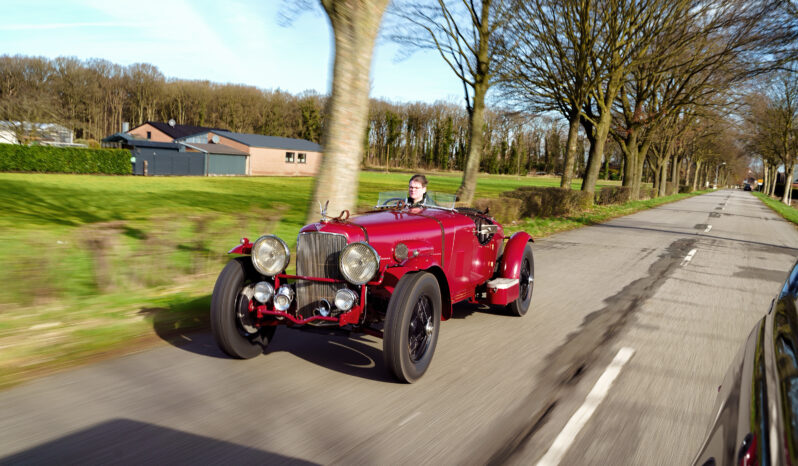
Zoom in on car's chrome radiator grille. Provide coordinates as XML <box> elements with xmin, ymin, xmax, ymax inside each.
<box><xmin>296</xmin><ymin>232</ymin><xmax>347</xmax><ymax>319</ymax></box>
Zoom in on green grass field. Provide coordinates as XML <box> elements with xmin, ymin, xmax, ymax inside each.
<box><xmin>1</xmin><ymin>170</ymin><xmax>687</xmax><ymax>389</ymax></box>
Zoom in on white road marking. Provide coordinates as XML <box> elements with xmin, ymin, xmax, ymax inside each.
<box><xmin>536</xmin><ymin>347</ymin><xmax>635</xmax><ymax>466</ymax></box>
<box><xmin>681</xmin><ymin>249</ymin><xmax>697</xmax><ymax>266</ymax></box>
<box><xmin>398</xmin><ymin>411</ymin><xmax>421</xmax><ymax>427</ymax></box>
<box><xmin>704</xmin><ymin>225</ymin><xmax>712</xmax><ymax>233</ymax></box>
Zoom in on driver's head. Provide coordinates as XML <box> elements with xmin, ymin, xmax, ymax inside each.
<box><xmin>408</xmin><ymin>174</ymin><xmax>428</xmax><ymax>204</ymax></box>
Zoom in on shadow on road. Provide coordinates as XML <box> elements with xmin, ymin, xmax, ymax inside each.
<box><xmin>0</xmin><ymin>418</ymin><xmax>318</xmax><ymax>465</ymax></box>
<box><xmin>150</xmin><ymin>311</ymin><xmax>397</xmax><ymax>383</ymax></box>
<box><xmin>146</xmin><ymin>294</ymin><xmax>516</xmax><ymax>383</ymax></box>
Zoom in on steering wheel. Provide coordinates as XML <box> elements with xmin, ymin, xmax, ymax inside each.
<box><xmin>381</xmin><ymin>198</ymin><xmax>406</xmax><ymax>207</ymax></box>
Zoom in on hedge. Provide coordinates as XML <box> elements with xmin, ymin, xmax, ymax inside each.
<box><xmin>0</xmin><ymin>145</ymin><xmax>131</xmax><ymax>175</ymax></box>
<box><xmin>595</xmin><ymin>186</ymin><xmax>633</xmax><ymax>205</ymax></box>
<box><xmin>472</xmin><ymin>197</ymin><xmax>524</xmax><ymax>224</ymax></box>
<box><xmin>639</xmin><ymin>187</ymin><xmax>655</xmax><ymax>200</ymax></box>
<box><xmin>501</xmin><ymin>186</ymin><xmax>593</xmax><ymax>217</ymax></box>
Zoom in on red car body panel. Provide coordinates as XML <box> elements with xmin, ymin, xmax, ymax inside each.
<box><xmin>500</xmin><ymin>231</ymin><xmax>533</xmax><ymax>280</ymax></box>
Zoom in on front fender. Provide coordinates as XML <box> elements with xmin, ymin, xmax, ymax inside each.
<box><xmin>499</xmin><ymin>232</ymin><xmax>533</xmax><ymax>279</ymax></box>
<box><xmin>228</xmin><ymin>237</ymin><xmax>253</xmax><ymax>254</ymax></box>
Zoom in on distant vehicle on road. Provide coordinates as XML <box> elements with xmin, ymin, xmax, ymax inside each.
<box><xmin>210</xmin><ymin>191</ymin><xmax>535</xmax><ymax>383</ymax></box>
<box><xmin>692</xmin><ymin>259</ymin><xmax>798</xmax><ymax>465</ymax></box>
<box><xmin>743</xmin><ymin>183</ymin><xmax>752</xmax><ymax>191</ymax></box>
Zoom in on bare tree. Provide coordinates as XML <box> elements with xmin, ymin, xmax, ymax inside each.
<box><xmin>748</xmin><ymin>70</ymin><xmax>798</xmax><ymax>204</ymax></box>
<box><xmin>497</xmin><ymin>0</ymin><xmax>603</xmax><ymax>189</ymax></box>
<box><xmin>390</xmin><ymin>0</ymin><xmax>512</xmax><ymax>204</ymax></box>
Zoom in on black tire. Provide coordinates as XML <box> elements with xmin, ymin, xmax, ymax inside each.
<box><xmin>384</xmin><ymin>272</ymin><xmax>442</xmax><ymax>383</ymax></box>
<box><xmin>210</xmin><ymin>257</ymin><xmax>276</xmax><ymax>358</ymax></box>
<box><xmin>507</xmin><ymin>243</ymin><xmax>534</xmax><ymax>317</ymax></box>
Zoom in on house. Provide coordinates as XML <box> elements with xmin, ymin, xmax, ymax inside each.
<box><xmin>126</xmin><ymin>121</ymin><xmax>227</xmax><ymax>143</ymax></box>
<box><xmin>176</xmin><ymin>130</ymin><xmax>323</xmax><ymax>176</ymax></box>
<box><xmin>0</xmin><ymin>121</ymin><xmax>84</xmax><ymax>147</ymax></box>
<box><xmin>103</xmin><ymin>121</ymin><xmax>323</xmax><ymax>176</ymax></box>
<box><xmin>102</xmin><ymin>132</ymin><xmax>249</xmax><ymax>176</ymax></box>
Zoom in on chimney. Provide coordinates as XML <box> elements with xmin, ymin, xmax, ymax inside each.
<box><xmin>122</xmin><ymin>122</ymin><xmax>130</xmax><ymax>133</ymax></box>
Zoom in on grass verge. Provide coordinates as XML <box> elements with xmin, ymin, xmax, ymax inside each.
<box><xmin>752</xmin><ymin>192</ymin><xmax>798</xmax><ymax>225</ymax></box>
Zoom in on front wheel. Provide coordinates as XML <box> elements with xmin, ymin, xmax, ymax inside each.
<box><xmin>384</xmin><ymin>272</ymin><xmax>442</xmax><ymax>383</ymax></box>
<box><xmin>210</xmin><ymin>257</ymin><xmax>276</xmax><ymax>358</ymax></box>
<box><xmin>507</xmin><ymin>243</ymin><xmax>534</xmax><ymax>317</ymax></box>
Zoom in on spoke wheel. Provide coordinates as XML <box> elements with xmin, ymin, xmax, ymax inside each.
<box><xmin>507</xmin><ymin>243</ymin><xmax>534</xmax><ymax>317</ymax></box>
<box><xmin>408</xmin><ymin>295</ymin><xmax>434</xmax><ymax>362</ymax></box>
<box><xmin>211</xmin><ymin>258</ymin><xmax>276</xmax><ymax>359</ymax></box>
<box><xmin>384</xmin><ymin>272</ymin><xmax>441</xmax><ymax>383</ymax></box>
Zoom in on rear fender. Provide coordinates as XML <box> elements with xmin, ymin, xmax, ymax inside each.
<box><xmin>499</xmin><ymin>232</ymin><xmax>533</xmax><ymax>279</ymax></box>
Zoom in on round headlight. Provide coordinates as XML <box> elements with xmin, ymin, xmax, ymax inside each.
<box><xmin>339</xmin><ymin>242</ymin><xmax>380</xmax><ymax>285</ymax></box>
<box><xmin>334</xmin><ymin>288</ymin><xmax>358</xmax><ymax>311</ymax></box>
<box><xmin>251</xmin><ymin>235</ymin><xmax>290</xmax><ymax>276</ymax></box>
<box><xmin>253</xmin><ymin>281</ymin><xmax>274</xmax><ymax>303</ymax></box>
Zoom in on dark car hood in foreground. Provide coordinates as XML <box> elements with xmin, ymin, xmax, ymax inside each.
<box><xmin>693</xmin><ymin>261</ymin><xmax>798</xmax><ymax>465</ymax></box>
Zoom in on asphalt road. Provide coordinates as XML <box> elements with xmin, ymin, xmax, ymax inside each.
<box><xmin>2</xmin><ymin>190</ymin><xmax>797</xmax><ymax>465</ymax></box>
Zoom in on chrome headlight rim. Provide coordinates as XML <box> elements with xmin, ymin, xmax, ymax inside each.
<box><xmin>339</xmin><ymin>242</ymin><xmax>380</xmax><ymax>285</ymax></box>
<box><xmin>251</xmin><ymin>235</ymin><xmax>290</xmax><ymax>277</ymax></box>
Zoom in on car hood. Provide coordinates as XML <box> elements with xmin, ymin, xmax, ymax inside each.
<box><xmin>300</xmin><ymin>208</ymin><xmax>472</xmax><ymax>265</ymax></box>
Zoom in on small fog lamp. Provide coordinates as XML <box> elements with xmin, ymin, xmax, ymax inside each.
<box><xmin>334</xmin><ymin>288</ymin><xmax>358</xmax><ymax>311</ymax></box>
<box><xmin>317</xmin><ymin>299</ymin><xmax>331</xmax><ymax>317</ymax></box>
<box><xmin>273</xmin><ymin>285</ymin><xmax>294</xmax><ymax>311</ymax></box>
<box><xmin>253</xmin><ymin>281</ymin><xmax>274</xmax><ymax>303</ymax></box>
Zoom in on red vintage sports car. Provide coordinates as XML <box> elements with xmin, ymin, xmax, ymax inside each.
<box><xmin>210</xmin><ymin>191</ymin><xmax>534</xmax><ymax>382</ymax></box>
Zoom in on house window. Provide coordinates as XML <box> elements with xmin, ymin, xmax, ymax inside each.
<box><xmin>297</xmin><ymin>153</ymin><xmax>306</xmax><ymax>164</ymax></box>
<box><xmin>285</xmin><ymin>152</ymin><xmax>295</xmax><ymax>163</ymax></box>
<box><xmin>146</xmin><ymin>131</ymin><xmax>151</xmax><ymax>139</ymax></box>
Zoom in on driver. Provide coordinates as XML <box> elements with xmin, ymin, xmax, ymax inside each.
<box><xmin>407</xmin><ymin>174</ymin><xmax>429</xmax><ymax>207</ymax></box>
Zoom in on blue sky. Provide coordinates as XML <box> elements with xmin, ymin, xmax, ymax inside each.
<box><xmin>1</xmin><ymin>0</ymin><xmax>465</xmax><ymax>105</ymax></box>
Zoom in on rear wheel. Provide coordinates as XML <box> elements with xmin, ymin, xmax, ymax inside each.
<box><xmin>384</xmin><ymin>272</ymin><xmax>442</xmax><ymax>383</ymax></box>
<box><xmin>210</xmin><ymin>257</ymin><xmax>276</xmax><ymax>358</ymax></box>
<box><xmin>507</xmin><ymin>243</ymin><xmax>534</xmax><ymax>317</ymax></box>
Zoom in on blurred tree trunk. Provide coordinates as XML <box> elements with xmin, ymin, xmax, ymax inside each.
<box><xmin>307</xmin><ymin>0</ymin><xmax>389</xmax><ymax>224</ymax></box>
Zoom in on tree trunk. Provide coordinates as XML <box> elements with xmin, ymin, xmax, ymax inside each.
<box><xmin>634</xmin><ymin>140</ymin><xmax>651</xmax><ymax>198</ymax></box>
<box><xmin>620</xmin><ymin>132</ymin><xmax>640</xmax><ymax>198</ymax></box>
<box><xmin>763</xmin><ymin>160</ymin><xmax>769</xmax><ymax>194</ymax></box>
<box><xmin>770</xmin><ymin>166</ymin><xmax>778</xmax><ymax>196</ymax></box>
<box><xmin>692</xmin><ymin>160</ymin><xmax>701</xmax><ymax>191</ymax></box>
<box><xmin>670</xmin><ymin>155</ymin><xmax>680</xmax><ymax>195</ymax></box>
<box><xmin>783</xmin><ymin>162</ymin><xmax>795</xmax><ymax>205</ymax></box>
<box><xmin>581</xmin><ymin>109</ymin><xmax>612</xmax><ymax>193</ymax></box>
<box><xmin>457</xmin><ymin>81</ymin><xmax>487</xmax><ymax>204</ymax></box>
<box><xmin>307</xmin><ymin>0</ymin><xmax>389</xmax><ymax>224</ymax></box>
<box><xmin>659</xmin><ymin>155</ymin><xmax>669</xmax><ymax>197</ymax></box>
<box><xmin>456</xmin><ymin>1</ymin><xmax>491</xmax><ymax>205</ymax></box>
<box><xmin>560</xmin><ymin>111</ymin><xmax>580</xmax><ymax>188</ymax></box>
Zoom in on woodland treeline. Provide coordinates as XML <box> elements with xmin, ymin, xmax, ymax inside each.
<box><xmin>0</xmin><ymin>54</ymin><xmax>603</xmax><ymax>177</ymax></box>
